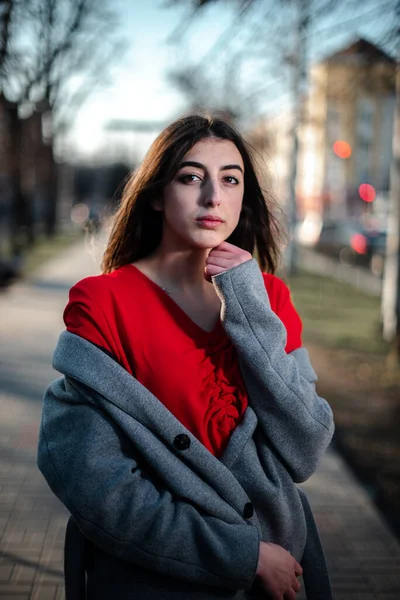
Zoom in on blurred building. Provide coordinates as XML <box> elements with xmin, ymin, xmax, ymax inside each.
<box><xmin>0</xmin><ymin>96</ymin><xmax>19</xmax><ymax>260</ymax></box>
<box><xmin>0</xmin><ymin>96</ymin><xmax>71</xmax><ymax>270</ymax></box>
<box><xmin>258</xmin><ymin>39</ymin><xmax>396</xmax><ymax>227</ymax></box>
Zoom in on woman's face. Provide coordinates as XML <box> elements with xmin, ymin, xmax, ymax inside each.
<box><xmin>159</xmin><ymin>137</ymin><xmax>244</xmax><ymax>251</ymax></box>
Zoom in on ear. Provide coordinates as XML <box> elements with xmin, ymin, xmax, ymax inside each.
<box><xmin>151</xmin><ymin>196</ymin><xmax>164</xmax><ymax>212</ymax></box>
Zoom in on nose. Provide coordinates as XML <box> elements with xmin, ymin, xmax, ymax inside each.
<box><xmin>201</xmin><ymin>178</ymin><xmax>220</xmax><ymax>207</ymax></box>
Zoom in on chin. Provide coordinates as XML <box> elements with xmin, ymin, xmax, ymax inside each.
<box><xmin>190</xmin><ymin>232</ymin><xmax>227</xmax><ymax>249</ymax></box>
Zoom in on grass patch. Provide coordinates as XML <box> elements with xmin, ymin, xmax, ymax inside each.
<box><xmin>286</xmin><ymin>269</ymin><xmax>400</xmax><ymax>536</ymax></box>
<box><xmin>286</xmin><ymin>269</ymin><xmax>389</xmax><ymax>356</ymax></box>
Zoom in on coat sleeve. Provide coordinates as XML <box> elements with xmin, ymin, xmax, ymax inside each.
<box><xmin>37</xmin><ymin>376</ymin><xmax>260</xmax><ymax>591</ymax></box>
<box><xmin>212</xmin><ymin>259</ymin><xmax>334</xmax><ymax>483</ymax></box>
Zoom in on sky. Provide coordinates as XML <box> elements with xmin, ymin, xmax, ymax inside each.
<box><xmin>63</xmin><ymin>0</ymin><xmax>394</xmax><ymax>163</ymax></box>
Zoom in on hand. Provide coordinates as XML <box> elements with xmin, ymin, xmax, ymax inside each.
<box><xmin>204</xmin><ymin>242</ymin><xmax>252</xmax><ymax>282</ymax></box>
<box><xmin>255</xmin><ymin>542</ymin><xmax>303</xmax><ymax>600</ymax></box>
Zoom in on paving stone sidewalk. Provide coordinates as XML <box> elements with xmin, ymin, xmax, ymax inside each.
<box><xmin>0</xmin><ymin>238</ymin><xmax>399</xmax><ymax>600</ymax></box>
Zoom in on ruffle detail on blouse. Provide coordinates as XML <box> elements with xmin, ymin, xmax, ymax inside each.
<box><xmin>201</xmin><ymin>342</ymin><xmax>248</xmax><ymax>456</ymax></box>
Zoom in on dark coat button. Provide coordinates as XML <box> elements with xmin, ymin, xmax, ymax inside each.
<box><xmin>243</xmin><ymin>502</ymin><xmax>254</xmax><ymax>519</ymax></box>
<box><xmin>174</xmin><ymin>434</ymin><xmax>190</xmax><ymax>450</ymax></box>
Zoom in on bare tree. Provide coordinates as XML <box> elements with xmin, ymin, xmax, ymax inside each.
<box><xmin>168</xmin><ymin>46</ymin><xmax>255</xmax><ymax>122</ymax></box>
<box><xmin>1</xmin><ymin>1</ymin><xmax>29</xmax><ymax>255</ymax></box>
<box><xmin>0</xmin><ymin>0</ymin><xmax>13</xmax><ymax>76</ymax></box>
<box><xmin>0</xmin><ymin>0</ymin><xmax>125</xmax><ymax>246</ymax></box>
<box><xmin>165</xmin><ymin>0</ymin><xmax>259</xmax><ymax>122</ymax></box>
<box><xmin>17</xmin><ymin>0</ymin><xmax>125</xmax><ymax>133</ymax></box>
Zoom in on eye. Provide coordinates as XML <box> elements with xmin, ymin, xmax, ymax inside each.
<box><xmin>178</xmin><ymin>173</ymin><xmax>202</xmax><ymax>184</ymax></box>
<box><xmin>223</xmin><ymin>175</ymin><xmax>240</xmax><ymax>185</ymax></box>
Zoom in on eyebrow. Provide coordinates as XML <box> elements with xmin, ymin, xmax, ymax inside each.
<box><xmin>179</xmin><ymin>160</ymin><xmax>244</xmax><ymax>174</ymax></box>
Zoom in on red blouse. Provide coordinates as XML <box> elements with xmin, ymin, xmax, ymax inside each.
<box><xmin>64</xmin><ymin>264</ymin><xmax>302</xmax><ymax>457</ymax></box>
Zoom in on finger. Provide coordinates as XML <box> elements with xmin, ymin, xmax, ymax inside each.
<box><xmin>213</xmin><ymin>241</ymin><xmax>244</xmax><ymax>254</ymax></box>
<box><xmin>207</xmin><ymin>250</ymin><xmax>236</xmax><ymax>260</ymax></box>
<box><xmin>294</xmin><ymin>562</ymin><xmax>303</xmax><ymax>576</ymax></box>
<box><xmin>206</xmin><ymin>252</ymin><xmax>233</xmax><ymax>262</ymax></box>
<box><xmin>205</xmin><ymin>257</ymin><xmax>232</xmax><ymax>268</ymax></box>
<box><xmin>205</xmin><ymin>264</ymin><xmax>225</xmax><ymax>277</ymax></box>
<box><xmin>283</xmin><ymin>587</ymin><xmax>296</xmax><ymax>600</ymax></box>
<box><xmin>203</xmin><ymin>267</ymin><xmax>212</xmax><ymax>282</ymax></box>
<box><xmin>292</xmin><ymin>577</ymin><xmax>301</xmax><ymax>592</ymax></box>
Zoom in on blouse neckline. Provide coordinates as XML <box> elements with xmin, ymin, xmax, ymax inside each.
<box><xmin>124</xmin><ymin>264</ymin><xmax>224</xmax><ymax>344</ymax></box>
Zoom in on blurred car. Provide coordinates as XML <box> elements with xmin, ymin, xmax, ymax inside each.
<box><xmin>300</xmin><ymin>218</ymin><xmax>387</xmax><ymax>277</ymax></box>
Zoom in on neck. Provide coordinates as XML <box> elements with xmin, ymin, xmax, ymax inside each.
<box><xmin>148</xmin><ymin>247</ymin><xmax>210</xmax><ymax>290</ymax></box>
<box><xmin>143</xmin><ymin>226</ymin><xmax>215</xmax><ymax>291</ymax></box>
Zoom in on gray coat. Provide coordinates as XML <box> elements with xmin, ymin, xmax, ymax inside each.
<box><xmin>37</xmin><ymin>259</ymin><xmax>334</xmax><ymax>599</ymax></box>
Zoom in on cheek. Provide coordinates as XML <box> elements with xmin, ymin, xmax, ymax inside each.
<box><xmin>230</xmin><ymin>193</ymin><xmax>244</xmax><ymax>222</ymax></box>
<box><xmin>163</xmin><ymin>189</ymin><xmax>186</xmax><ymax>214</ymax></box>
<box><xmin>163</xmin><ymin>194</ymin><xmax>193</xmax><ymax>230</ymax></box>
<box><xmin>165</xmin><ymin>186</ymin><xmax>197</xmax><ymax>211</ymax></box>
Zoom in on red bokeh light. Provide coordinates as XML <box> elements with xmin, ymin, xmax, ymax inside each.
<box><xmin>350</xmin><ymin>233</ymin><xmax>367</xmax><ymax>254</ymax></box>
<box><xmin>333</xmin><ymin>140</ymin><xmax>352</xmax><ymax>159</ymax></box>
<box><xmin>358</xmin><ymin>183</ymin><xmax>376</xmax><ymax>203</ymax></box>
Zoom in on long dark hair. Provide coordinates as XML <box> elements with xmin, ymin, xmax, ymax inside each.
<box><xmin>102</xmin><ymin>113</ymin><xmax>283</xmax><ymax>274</ymax></box>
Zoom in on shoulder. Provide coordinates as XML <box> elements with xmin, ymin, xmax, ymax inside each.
<box><xmin>261</xmin><ymin>273</ymin><xmax>292</xmax><ymax>311</ymax></box>
<box><xmin>64</xmin><ymin>267</ymin><xmax>135</xmax><ymax>356</ymax></box>
<box><xmin>68</xmin><ymin>265</ymin><xmax>134</xmax><ymax>305</ymax></box>
<box><xmin>69</xmin><ymin>273</ymin><xmax>106</xmax><ymax>297</ymax></box>
<box><xmin>65</xmin><ymin>266</ymin><xmax>137</xmax><ymax>331</ymax></box>
<box><xmin>64</xmin><ymin>273</ymin><xmax>111</xmax><ymax>329</ymax></box>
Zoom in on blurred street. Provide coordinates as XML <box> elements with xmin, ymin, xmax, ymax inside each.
<box><xmin>0</xmin><ymin>238</ymin><xmax>399</xmax><ymax>599</ymax></box>
<box><xmin>0</xmin><ymin>235</ymin><xmax>104</xmax><ymax>600</ymax></box>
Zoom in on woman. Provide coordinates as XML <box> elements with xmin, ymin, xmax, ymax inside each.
<box><xmin>37</xmin><ymin>113</ymin><xmax>334</xmax><ymax>600</ymax></box>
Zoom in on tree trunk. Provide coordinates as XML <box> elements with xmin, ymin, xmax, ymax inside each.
<box><xmin>285</xmin><ymin>0</ymin><xmax>310</xmax><ymax>276</ymax></box>
<box><xmin>381</xmin><ymin>62</ymin><xmax>400</xmax><ymax>364</ymax></box>
<box><xmin>0</xmin><ymin>0</ymin><xmax>13</xmax><ymax>74</ymax></box>
<box><xmin>43</xmin><ymin>143</ymin><xmax>58</xmax><ymax>237</ymax></box>
<box><xmin>7</xmin><ymin>103</ymin><xmax>34</xmax><ymax>255</ymax></box>
<box><xmin>39</xmin><ymin>103</ymin><xmax>58</xmax><ymax>238</ymax></box>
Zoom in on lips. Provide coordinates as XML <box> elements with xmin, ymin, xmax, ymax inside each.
<box><xmin>196</xmin><ymin>216</ymin><xmax>223</xmax><ymax>223</ymax></box>
<box><xmin>195</xmin><ymin>216</ymin><xmax>224</xmax><ymax>229</ymax></box>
